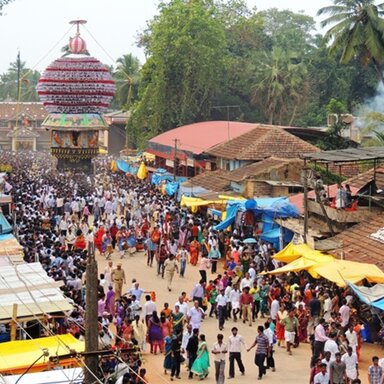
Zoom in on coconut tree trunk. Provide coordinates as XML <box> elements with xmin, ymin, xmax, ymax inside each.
<box><xmin>372</xmin><ymin>58</ymin><xmax>384</xmax><ymax>85</ymax></box>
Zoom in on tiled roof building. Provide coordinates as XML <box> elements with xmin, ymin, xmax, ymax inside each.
<box><xmin>206</xmin><ymin>125</ymin><xmax>319</xmax><ymax>161</ymax></box>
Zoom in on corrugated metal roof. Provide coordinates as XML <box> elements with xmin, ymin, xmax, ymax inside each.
<box><xmin>302</xmin><ymin>147</ymin><xmax>384</xmax><ymax>163</ymax></box>
<box><xmin>0</xmin><ymin>263</ymin><xmax>73</xmax><ymax>323</ymax></box>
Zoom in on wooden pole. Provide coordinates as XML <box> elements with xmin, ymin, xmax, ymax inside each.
<box><xmin>303</xmin><ymin>160</ymin><xmax>308</xmax><ymax>244</ymax></box>
<box><xmin>84</xmin><ymin>241</ymin><xmax>99</xmax><ymax>383</ymax></box>
<box><xmin>11</xmin><ymin>303</ymin><xmax>17</xmax><ymax>341</ymax></box>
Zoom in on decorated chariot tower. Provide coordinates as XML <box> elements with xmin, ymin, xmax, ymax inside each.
<box><xmin>37</xmin><ymin>20</ymin><xmax>115</xmax><ymax>173</ymax></box>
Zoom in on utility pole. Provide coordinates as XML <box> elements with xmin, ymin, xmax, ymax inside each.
<box><xmin>173</xmin><ymin>138</ymin><xmax>179</xmax><ymax>181</ymax></box>
<box><xmin>84</xmin><ymin>240</ymin><xmax>99</xmax><ymax>383</ymax></box>
<box><xmin>211</xmin><ymin>105</ymin><xmax>240</xmax><ymax>141</ymax></box>
<box><xmin>16</xmin><ymin>51</ymin><xmax>21</xmax><ymax>102</ymax></box>
<box><xmin>302</xmin><ymin>162</ymin><xmax>308</xmax><ymax>244</ymax></box>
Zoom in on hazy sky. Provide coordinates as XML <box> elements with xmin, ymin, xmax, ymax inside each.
<box><xmin>0</xmin><ymin>0</ymin><xmax>331</xmax><ymax>74</ymax></box>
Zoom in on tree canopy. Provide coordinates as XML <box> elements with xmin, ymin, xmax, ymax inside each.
<box><xmin>1</xmin><ymin>0</ymin><xmax>384</xmax><ymax>151</ymax></box>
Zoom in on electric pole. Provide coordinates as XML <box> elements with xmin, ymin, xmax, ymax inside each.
<box><xmin>173</xmin><ymin>138</ymin><xmax>179</xmax><ymax>181</ymax></box>
<box><xmin>211</xmin><ymin>105</ymin><xmax>240</xmax><ymax>140</ymax></box>
<box><xmin>17</xmin><ymin>51</ymin><xmax>21</xmax><ymax>102</ymax></box>
<box><xmin>84</xmin><ymin>240</ymin><xmax>99</xmax><ymax>383</ymax></box>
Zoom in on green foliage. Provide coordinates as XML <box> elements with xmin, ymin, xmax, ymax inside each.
<box><xmin>126</xmin><ymin>1</ymin><xmax>384</xmax><ymax>145</ymax></box>
<box><xmin>316</xmin><ymin>98</ymin><xmax>351</xmax><ymax>150</ymax></box>
<box><xmin>113</xmin><ymin>54</ymin><xmax>141</xmax><ymax>110</ymax></box>
<box><xmin>318</xmin><ymin>0</ymin><xmax>384</xmax><ymax>83</ymax></box>
<box><xmin>310</xmin><ymin>164</ymin><xmax>346</xmax><ymax>184</ymax></box>
<box><xmin>0</xmin><ymin>60</ymin><xmax>40</xmax><ymax>101</ymax></box>
<box><xmin>130</xmin><ymin>0</ymin><xmax>227</xmax><ymax>146</ymax></box>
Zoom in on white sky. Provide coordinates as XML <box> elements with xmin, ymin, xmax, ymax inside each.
<box><xmin>0</xmin><ymin>0</ymin><xmax>331</xmax><ymax>74</ymax></box>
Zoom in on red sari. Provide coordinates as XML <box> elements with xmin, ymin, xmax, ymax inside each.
<box><xmin>94</xmin><ymin>227</ymin><xmax>105</xmax><ymax>253</ymax></box>
<box><xmin>189</xmin><ymin>240</ymin><xmax>200</xmax><ymax>266</ymax></box>
<box><xmin>74</xmin><ymin>234</ymin><xmax>86</xmax><ymax>250</ymax></box>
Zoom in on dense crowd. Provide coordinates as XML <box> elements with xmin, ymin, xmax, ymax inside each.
<box><xmin>0</xmin><ymin>151</ymin><xmax>382</xmax><ymax>384</ymax></box>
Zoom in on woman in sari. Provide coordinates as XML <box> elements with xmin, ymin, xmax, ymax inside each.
<box><xmin>171</xmin><ymin>305</ymin><xmax>185</xmax><ymax>336</ymax></box>
<box><xmin>275</xmin><ymin>303</ymin><xmax>287</xmax><ymax>347</ymax></box>
<box><xmin>189</xmin><ymin>239</ymin><xmax>200</xmax><ymax>266</ymax></box>
<box><xmin>94</xmin><ymin>225</ymin><xmax>105</xmax><ymax>254</ymax></box>
<box><xmin>147</xmin><ymin>311</ymin><xmax>164</xmax><ymax>354</ymax></box>
<box><xmin>191</xmin><ymin>334</ymin><xmax>210</xmax><ymax>380</ymax></box>
<box><xmin>297</xmin><ymin>304</ymin><xmax>308</xmax><ymax>343</ymax></box>
<box><xmin>163</xmin><ymin>334</ymin><xmax>173</xmax><ymax>375</ymax></box>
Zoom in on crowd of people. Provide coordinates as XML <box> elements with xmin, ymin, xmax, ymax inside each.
<box><xmin>0</xmin><ymin>151</ymin><xmax>381</xmax><ymax>384</ymax></box>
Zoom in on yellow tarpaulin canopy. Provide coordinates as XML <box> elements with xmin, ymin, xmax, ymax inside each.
<box><xmin>272</xmin><ymin>242</ymin><xmax>328</xmax><ymax>263</ymax></box>
<box><xmin>0</xmin><ymin>334</ymin><xmax>85</xmax><ymax>374</ymax></box>
<box><xmin>265</xmin><ymin>252</ymin><xmax>334</xmax><ymax>278</ymax></box>
<box><xmin>313</xmin><ymin>259</ymin><xmax>384</xmax><ymax>287</ymax></box>
<box><xmin>137</xmin><ymin>161</ymin><xmax>148</xmax><ymax>180</ymax></box>
<box><xmin>218</xmin><ymin>194</ymin><xmax>246</xmax><ymax>201</ymax></box>
<box><xmin>180</xmin><ymin>196</ymin><xmax>226</xmax><ymax>208</ymax></box>
<box><xmin>268</xmin><ymin>242</ymin><xmax>384</xmax><ymax>287</ymax></box>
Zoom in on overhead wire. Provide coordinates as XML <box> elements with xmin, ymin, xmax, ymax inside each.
<box><xmin>14</xmin><ymin>24</ymin><xmax>74</xmax><ymax>129</ymax></box>
<box><xmin>0</xmin><ymin>264</ymin><xmax>102</xmax><ymax>384</ymax></box>
<box><xmin>10</xmin><ymin>267</ymin><xmax>104</xmax><ymax>384</ymax></box>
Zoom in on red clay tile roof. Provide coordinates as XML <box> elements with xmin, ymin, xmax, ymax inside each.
<box><xmin>345</xmin><ymin>166</ymin><xmax>384</xmax><ymax>190</ymax></box>
<box><xmin>206</xmin><ymin>125</ymin><xmax>319</xmax><ymax>160</ymax></box>
<box><xmin>223</xmin><ymin>157</ymin><xmax>301</xmax><ymax>182</ymax></box>
<box><xmin>182</xmin><ymin>169</ymin><xmax>231</xmax><ymax>192</ymax></box>
<box><xmin>329</xmin><ymin>213</ymin><xmax>384</xmax><ymax>270</ymax></box>
<box><xmin>148</xmin><ymin>121</ymin><xmax>258</xmax><ymax>155</ymax></box>
<box><xmin>0</xmin><ymin>102</ymin><xmax>47</xmax><ymax>121</ymax></box>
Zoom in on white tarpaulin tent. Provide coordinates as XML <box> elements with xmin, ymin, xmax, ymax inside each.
<box><xmin>0</xmin><ymin>262</ymin><xmax>73</xmax><ymax>323</ymax></box>
<box><xmin>0</xmin><ymin>367</ymin><xmax>83</xmax><ymax>384</ymax></box>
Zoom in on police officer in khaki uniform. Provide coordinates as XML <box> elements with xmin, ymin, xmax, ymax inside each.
<box><xmin>111</xmin><ymin>263</ymin><xmax>126</xmax><ymax>299</ymax></box>
<box><xmin>164</xmin><ymin>254</ymin><xmax>179</xmax><ymax>292</ymax></box>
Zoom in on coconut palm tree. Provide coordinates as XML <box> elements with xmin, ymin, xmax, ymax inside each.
<box><xmin>114</xmin><ymin>54</ymin><xmax>140</xmax><ymax>110</ymax></box>
<box><xmin>251</xmin><ymin>47</ymin><xmax>308</xmax><ymax>125</ymax></box>
<box><xmin>318</xmin><ymin>0</ymin><xmax>384</xmax><ymax>83</ymax></box>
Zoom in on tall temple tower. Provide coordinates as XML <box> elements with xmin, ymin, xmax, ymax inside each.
<box><xmin>37</xmin><ymin>20</ymin><xmax>115</xmax><ymax>173</ymax></box>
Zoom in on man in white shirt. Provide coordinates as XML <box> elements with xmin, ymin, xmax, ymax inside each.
<box><xmin>212</xmin><ymin>333</ymin><xmax>227</xmax><ymax>384</ymax></box>
<box><xmin>174</xmin><ymin>296</ymin><xmax>189</xmax><ymax>316</ymax></box>
<box><xmin>312</xmin><ymin>318</ymin><xmax>329</xmax><ymax>366</ymax></box>
<box><xmin>248</xmin><ymin>262</ymin><xmax>256</xmax><ymax>281</ymax></box>
<box><xmin>181</xmin><ymin>324</ymin><xmax>193</xmax><ymax>354</ymax></box>
<box><xmin>240</xmin><ymin>272</ymin><xmax>252</xmax><ymax>291</ymax></box>
<box><xmin>341</xmin><ymin>346</ymin><xmax>358</xmax><ymax>381</ymax></box>
<box><xmin>339</xmin><ymin>300</ymin><xmax>350</xmax><ymax>328</ymax></box>
<box><xmin>187</xmin><ymin>301</ymin><xmax>205</xmax><ymax>330</ymax></box>
<box><xmin>324</xmin><ymin>332</ymin><xmax>339</xmax><ymax>362</ymax></box>
<box><xmin>216</xmin><ymin>289</ymin><xmax>228</xmax><ymax>331</ymax></box>
<box><xmin>270</xmin><ymin>298</ymin><xmax>280</xmax><ymax>321</ymax></box>
<box><xmin>345</xmin><ymin>324</ymin><xmax>358</xmax><ymax>353</ymax></box>
<box><xmin>323</xmin><ymin>293</ymin><xmax>332</xmax><ymax>322</ymax></box>
<box><xmin>314</xmin><ymin>363</ymin><xmax>330</xmax><ymax>384</ymax></box>
<box><xmin>228</xmin><ymin>327</ymin><xmax>246</xmax><ymax>378</ymax></box>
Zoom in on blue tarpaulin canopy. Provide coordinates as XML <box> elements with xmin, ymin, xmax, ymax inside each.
<box><xmin>0</xmin><ymin>213</ymin><xmax>12</xmax><ymax>234</ymax></box>
<box><xmin>348</xmin><ymin>282</ymin><xmax>384</xmax><ymax>311</ymax></box>
<box><xmin>213</xmin><ymin>197</ymin><xmax>298</xmax><ymax>250</ymax></box>
<box><xmin>214</xmin><ymin>197</ymin><xmax>299</xmax><ymax>231</ymax></box>
<box><xmin>117</xmin><ymin>160</ymin><xmax>138</xmax><ymax>175</ymax></box>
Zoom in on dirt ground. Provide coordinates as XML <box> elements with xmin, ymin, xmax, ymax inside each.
<box><xmin>97</xmin><ymin>249</ymin><xmax>383</xmax><ymax>384</ymax></box>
